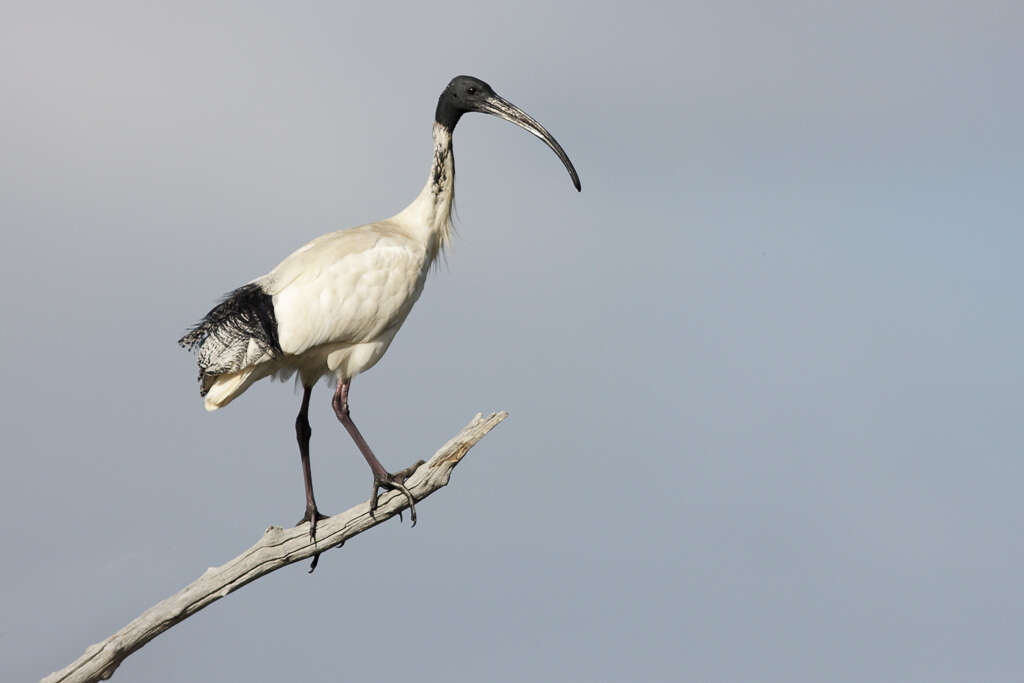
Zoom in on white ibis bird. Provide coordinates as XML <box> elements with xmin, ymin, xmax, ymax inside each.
<box><xmin>180</xmin><ymin>75</ymin><xmax>580</xmax><ymax>545</ymax></box>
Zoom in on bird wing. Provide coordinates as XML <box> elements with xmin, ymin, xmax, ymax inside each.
<box><xmin>180</xmin><ymin>223</ymin><xmax>428</xmax><ymax>397</ymax></box>
<box><xmin>266</xmin><ymin>224</ymin><xmax>429</xmax><ymax>357</ymax></box>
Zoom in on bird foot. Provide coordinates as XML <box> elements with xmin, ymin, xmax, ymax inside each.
<box><xmin>296</xmin><ymin>505</ymin><xmax>330</xmax><ymax>541</ymax></box>
<box><xmin>369</xmin><ymin>460</ymin><xmax>425</xmax><ymax>526</ymax></box>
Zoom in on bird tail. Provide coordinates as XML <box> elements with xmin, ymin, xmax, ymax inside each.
<box><xmin>179</xmin><ymin>283</ymin><xmax>282</xmax><ymax>399</ymax></box>
<box><xmin>202</xmin><ymin>367</ymin><xmax>261</xmax><ymax>410</ymax></box>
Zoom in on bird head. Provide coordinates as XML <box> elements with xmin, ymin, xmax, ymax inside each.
<box><xmin>435</xmin><ymin>75</ymin><xmax>581</xmax><ymax>192</ymax></box>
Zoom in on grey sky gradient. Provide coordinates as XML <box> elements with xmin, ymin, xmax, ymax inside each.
<box><xmin>3</xmin><ymin>1</ymin><xmax>1023</xmax><ymax>681</ymax></box>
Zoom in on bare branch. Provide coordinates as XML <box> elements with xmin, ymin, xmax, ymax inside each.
<box><xmin>43</xmin><ymin>411</ymin><xmax>509</xmax><ymax>683</ymax></box>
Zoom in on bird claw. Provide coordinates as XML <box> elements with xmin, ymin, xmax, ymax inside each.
<box><xmin>369</xmin><ymin>460</ymin><xmax>425</xmax><ymax>526</ymax></box>
<box><xmin>296</xmin><ymin>506</ymin><xmax>330</xmax><ymax>542</ymax></box>
<box><xmin>297</xmin><ymin>506</ymin><xmax>330</xmax><ymax>573</ymax></box>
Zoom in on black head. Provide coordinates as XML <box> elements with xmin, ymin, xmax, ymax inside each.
<box><xmin>434</xmin><ymin>75</ymin><xmax>497</xmax><ymax>130</ymax></box>
<box><xmin>434</xmin><ymin>74</ymin><xmax>581</xmax><ymax>191</ymax></box>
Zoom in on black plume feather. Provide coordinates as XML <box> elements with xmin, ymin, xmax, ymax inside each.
<box><xmin>179</xmin><ymin>283</ymin><xmax>282</xmax><ymax>392</ymax></box>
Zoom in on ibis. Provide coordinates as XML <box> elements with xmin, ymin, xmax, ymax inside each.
<box><xmin>180</xmin><ymin>75</ymin><xmax>580</xmax><ymax>542</ymax></box>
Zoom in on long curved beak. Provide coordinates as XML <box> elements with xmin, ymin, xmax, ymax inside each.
<box><xmin>479</xmin><ymin>94</ymin><xmax>582</xmax><ymax>192</ymax></box>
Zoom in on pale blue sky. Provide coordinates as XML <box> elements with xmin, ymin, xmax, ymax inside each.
<box><xmin>3</xmin><ymin>1</ymin><xmax>1023</xmax><ymax>681</ymax></box>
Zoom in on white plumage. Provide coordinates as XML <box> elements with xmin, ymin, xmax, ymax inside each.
<box><xmin>180</xmin><ymin>76</ymin><xmax>579</xmax><ymax>548</ymax></box>
<box><xmin>200</xmin><ymin>125</ymin><xmax>454</xmax><ymax>411</ymax></box>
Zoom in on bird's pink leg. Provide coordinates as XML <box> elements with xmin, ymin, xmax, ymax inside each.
<box><xmin>332</xmin><ymin>378</ymin><xmax>422</xmax><ymax>525</ymax></box>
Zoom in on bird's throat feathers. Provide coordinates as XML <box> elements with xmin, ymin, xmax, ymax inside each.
<box><xmin>394</xmin><ymin>123</ymin><xmax>455</xmax><ymax>264</ymax></box>
<box><xmin>427</xmin><ymin>124</ymin><xmax>455</xmax><ymax>258</ymax></box>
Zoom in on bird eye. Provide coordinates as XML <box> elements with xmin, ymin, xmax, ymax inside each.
<box><xmin>467</xmin><ymin>86</ymin><xmax>477</xmax><ymax>95</ymax></box>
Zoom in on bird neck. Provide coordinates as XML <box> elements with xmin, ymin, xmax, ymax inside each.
<box><xmin>394</xmin><ymin>123</ymin><xmax>455</xmax><ymax>261</ymax></box>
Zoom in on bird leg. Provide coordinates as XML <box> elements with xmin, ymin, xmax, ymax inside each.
<box><xmin>332</xmin><ymin>378</ymin><xmax>421</xmax><ymax>526</ymax></box>
<box><xmin>295</xmin><ymin>385</ymin><xmax>328</xmax><ymax>540</ymax></box>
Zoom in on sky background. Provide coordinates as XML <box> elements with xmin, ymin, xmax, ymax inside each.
<box><xmin>3</xmin><ymin>1</ymin><xmax>1023</xmax><ymax>681</ymax></box>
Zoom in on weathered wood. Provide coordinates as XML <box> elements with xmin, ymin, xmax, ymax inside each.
<box><xmin>43</xmin><ymin>411</ymin><xmax>508</xmax><ymax>683</ymax></box>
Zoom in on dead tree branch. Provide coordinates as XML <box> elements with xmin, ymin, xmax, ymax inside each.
<box><xmin>43</xmin><ymin>411</ymin><xmax>509</xmax><ymax>683</ymax></box>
